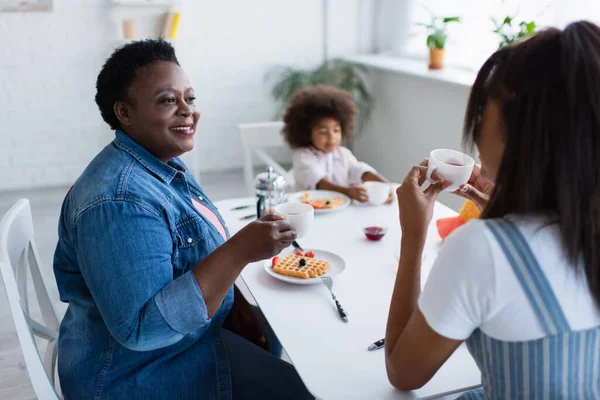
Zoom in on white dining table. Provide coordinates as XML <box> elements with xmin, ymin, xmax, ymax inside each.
<box><xmin>215</xmin><ymin>196</ymin><xmax>482</xmax><ymax>400</ymax></box>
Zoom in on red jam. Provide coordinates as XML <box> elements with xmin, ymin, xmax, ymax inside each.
<box><xmin>364</xmin><ymin>226</ymin><xmax>386</xmax><ymax>241</ymax></box>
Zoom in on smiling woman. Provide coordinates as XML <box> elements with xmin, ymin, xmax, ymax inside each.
<box><xmin>116</xmin><ymin>63</ymin><xmax>198</xmax><ymax>161</ymax></box>
<box><xmin>53</xmin><ymin>39</ymin><xmax>313</xmax><ymax>400</ymax></box>
<box><xmin>95</xmin><ymin>41</ymin><xmax>199</xmax><ymax>162</ymax></box>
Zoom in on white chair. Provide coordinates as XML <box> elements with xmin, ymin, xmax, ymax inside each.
<box><xmin>239</xmin><ymin>121</ymin><xmax>295</xmax><ymax>194</ymax></box>
<box><xmin>0</xmin><ymin>199</ymin><xmax>61</xmax><ymax>400</ymax></box>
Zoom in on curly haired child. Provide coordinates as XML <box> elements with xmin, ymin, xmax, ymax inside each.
<box><xmin>283</xmin><ymin>84</ymin><xmax>392</xmax><ymax>203</ymax></box>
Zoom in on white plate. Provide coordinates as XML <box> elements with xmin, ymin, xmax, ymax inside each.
<box><xmin>286</xmin><ymin>190</ymin><xmax>351</xmax><ymax>214</ymax></box>
<box><xmin>264</xmin><ymin>248</ymin><xmax>346</xmax><ymax>285</ymax></box>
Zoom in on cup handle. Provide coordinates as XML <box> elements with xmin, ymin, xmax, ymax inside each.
<box><xmin>426</xmin><ymin>165</ymin><xmax>438</xmax><ymax>184</ymax></box>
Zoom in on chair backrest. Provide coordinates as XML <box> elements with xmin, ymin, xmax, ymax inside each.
<box><xmin>0</xmin><ymin>199</ymin><xmax>60</xmax><ymax>400</ymax></box>
<box><xmin>239</xmin><ymin>121</ymin><xmax>294</xmax><ymax>194</ymax></box>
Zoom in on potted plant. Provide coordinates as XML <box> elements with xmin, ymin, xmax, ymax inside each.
<box><xmin>418</xmin><ymin>14</ymin><xmax>461</xmax><ymax>70</ymax></box>
<box><xmin>264</xmin><ymin>59</ymin><xmax>372</xmax><ymax>140</ymax></box>
<box><xmin>492</xmin><ymin>15</ymin><xmax>537</xmax><ymax>48</ymax></box>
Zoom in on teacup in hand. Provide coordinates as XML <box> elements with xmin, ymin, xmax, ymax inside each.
<box><xmin>274</xmin><ymin>202</ymin><xmax>314</xmax><ymax>239</ymax></box>
<box><xmin>426</xmin><ymin>149</ymin><xmax>474</xmax><ymax>192</ymax></box>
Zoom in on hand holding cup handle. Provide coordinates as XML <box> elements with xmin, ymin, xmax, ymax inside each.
<box><xmin>426</xmin><ymin>165</ymin><xmax>439</xmax><ymax>184</ymax></box>
<box><xmin>274</xmin><ymin>202</ymin><xmax>314</xmax><ymax>239</ymax></box>
<box><xmin>426</xmin><ymin>149</ymin><xmax>475</xmax><ymax>192</ymax></box>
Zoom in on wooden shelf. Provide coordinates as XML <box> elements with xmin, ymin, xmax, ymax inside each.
<box><xmin>109</xmin><ymin>0</ymin><xmax>184</xmax><ymax>41</ymax></box>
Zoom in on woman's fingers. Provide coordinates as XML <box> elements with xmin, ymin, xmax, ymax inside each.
<box><xmin>404</xmin><ymin>165</ymin><xmax>426</xmax><ymax>185</ymax></box>
<box><xmin>261</xmin><ymin>214</ymin><xmax>284</xmax><ymax>222</ymax></box>
<box><xmin>272</xmin><ymin>218</ymin><xmax>293</xmax><ymax>232</ymax></box>
<box><xmin>405</xmin><ymin>164</ymin><xmax>444</xmax><ymax>187</ymax></box>
<box><xmin>467</xmin><ymin>164</ymin><xmax>482</xmax><ymax>185</ymax></box>
<box><xmin>277</xmin><ymin>230</ymin><xmax>297</xmax><ymax>243</ymax></box>
<box><xmin>451</xmin><ymin>189</ymin><xmax>470</xmax><ymax>201</ymax></box>
<box><xmin>458</xmin><ymin>184</ymin><xmax>489</xmax><ymax>211</ymax></box>
<box><xmin>425</xmin><ymin>180</ymin><xmax>453</xmax><ymax>199</ymax></box>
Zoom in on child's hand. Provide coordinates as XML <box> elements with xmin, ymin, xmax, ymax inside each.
<box><xmin>385</xmin><ymin>189</ymin><xmax>394</xmax><ymax>204</ymax></box>
<box><xmin>346</xmin><ymin>186</ymin><xmax>368</xmax><ymax>203</ymax></box>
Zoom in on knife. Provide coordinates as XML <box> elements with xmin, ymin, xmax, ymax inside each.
<box><xmin>231</xmin><ymin>204</ymin><xmax>252</xmax><ymax>211</ymax></box>
<box><xmin>292</xmin><ymin>240</ymin><xmax>304</xmax><ymax>252</ymax></box>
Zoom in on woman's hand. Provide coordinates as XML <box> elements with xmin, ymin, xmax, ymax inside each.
<box><xmin>346</xmin><ymin>186</ymin><xmax>369</xmax><ymax>203</ymax></box>
<box><xmin>193</xmin><ymin>215</ymin><xmax>295</xmax><ymax>318</ymax></box>
<box><xmin>452</xmin><ymin>165</ymin><xmax>494</xmax><ymax>212</ymax></box>
<box><xmin>396</xmin><ymin>160</ymin><xmax>451</xmax><ymax>243</ymax></box>
<box><xmin>228</xmin><ymin>214</ymin><xmax>296</xmax><ymax>264</ymax></box>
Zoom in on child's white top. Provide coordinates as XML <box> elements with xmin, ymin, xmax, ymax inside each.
<box><xmin>419</xmin><ymin>216</ymin><xmax>600</xmax><ymax>341</ymax></box>
<box><xmin>292</xmin><ymin>146</ymin><xmax>376</xmax><ymax>191</ymax></box>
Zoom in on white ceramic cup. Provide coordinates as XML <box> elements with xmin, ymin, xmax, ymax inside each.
<box><xmin>363</xmin><ymin>181</ymin><xmax>390</xmax><ymax>206</ymax></box>
<box><xmin>426</xmin><ymin>149</ymin><xmax>475</xmax><ymax>192</ymax></box>
<box><xmin>274</xmin><ymin>202</ymin><xmax>314</xmax><ymax>239</ymax></box>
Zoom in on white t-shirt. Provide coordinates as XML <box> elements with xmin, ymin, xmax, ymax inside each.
<box><xmin>292</xmin><ymin>146</ymin><xmax>376</xmax><ymax>191</ymax></box>
<box><xmin>419</xmin><ymin>216</ymin><xmax>600</xmax><ymax>341</ymax></box>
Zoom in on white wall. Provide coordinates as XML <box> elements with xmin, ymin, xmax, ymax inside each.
<box><xmin>0</xmin><ymin>0</ymin><xmax>362</xmax><ymax>191</ymax></box>
<box><xmin>0</xmin><ymin>1</ymin><xmax>115</xmax><ymax>191</ymax></box>
<box><xmin>353</xmin><ymin>69</ymin><xmax>472</xmax><ymax>211</ymax></box>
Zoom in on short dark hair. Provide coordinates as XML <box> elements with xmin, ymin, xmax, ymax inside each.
<box><xmin>95</xmin><ymin>39</ymin><xmax>179</xmax><ymax>130</ymax></box>
<box><xmin>464</xmin><ymin>21</ymin><xmax>600</xmax><ymax>306</ymax></box>
<box><xmin>282</xmin><ymin>84</ymin><xmax>357</xmax><ymax>148</ymax></box>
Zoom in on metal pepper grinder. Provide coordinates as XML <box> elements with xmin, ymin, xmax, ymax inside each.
<box><xmin>255</xmin><ymin>166</ymin><xmax>288</xmax><ymax>218</ymax></box>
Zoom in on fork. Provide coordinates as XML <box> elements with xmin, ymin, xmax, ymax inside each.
<box><xmin>321</xmin><ymin>276</ymin><xmax>349</xmax><ymax>323</ymax></box>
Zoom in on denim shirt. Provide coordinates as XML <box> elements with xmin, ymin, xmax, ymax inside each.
<box><xmin>53</xmin><ymin>130</ymin><xmax>234</xmax><ymax>400</ymax></box>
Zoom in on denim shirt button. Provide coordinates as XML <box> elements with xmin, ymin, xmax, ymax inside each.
<box><xmin>187</xmin><ymin>237</ymin><xmax>193</xmax><ymax>244</ymax></box>
<box><xmin>198</xmin><ymin>195</ymin><xmax>204</xmax><ymax>201</ymax></box>
<box><xmin>220</xmin><ymin>383</ymin><xmax>227</xmax><ymax>390</ymax></box>
<box><xmin>215</xmin><ymin>341</ymin><xmax>221</xmax><ymax>347</ymax></box>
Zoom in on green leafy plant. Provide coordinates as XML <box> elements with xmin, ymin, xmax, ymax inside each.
<box><xmin>417</xmin><ymin>15</ymin><xmax>461</xmax><ymax>49</ymax></box>
<box><xmin>264</xmin><ymin>59</ymin><xmax>372</xmax><ymax>136</ymax></box>
<box><xmin>492</xmin><ymin>15</ymin><xmax>537</xmax><ymax>48</ymax></box>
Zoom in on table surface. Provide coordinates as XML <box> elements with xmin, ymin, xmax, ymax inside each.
<box><xmin>215</xmin><ymin>197</ymin><xmax>481</xmax><ymax>400</ymax></box>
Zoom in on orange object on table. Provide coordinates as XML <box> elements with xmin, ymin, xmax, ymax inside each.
<box><xmin>436</xmin><ymin>200</ymin><xmax>480</xmax><ymax>240</ymax></box>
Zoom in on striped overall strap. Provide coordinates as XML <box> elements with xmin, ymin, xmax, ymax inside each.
<box><xmin>486</xmin><ymin>219</ymin><xmax>571</xmax><ymax>335</ymax></box>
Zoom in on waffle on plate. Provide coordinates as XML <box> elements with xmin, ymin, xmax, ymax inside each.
<box><xmin>272</xmin><ymin>254</ymin><xmax>330</xmax><ymax>279</ymax></box>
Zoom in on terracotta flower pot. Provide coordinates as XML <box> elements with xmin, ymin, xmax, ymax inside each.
<box><xmin>429</xmin><ymin>48</ymin><xmax>445</xmax><ymax>70</ymax></box>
